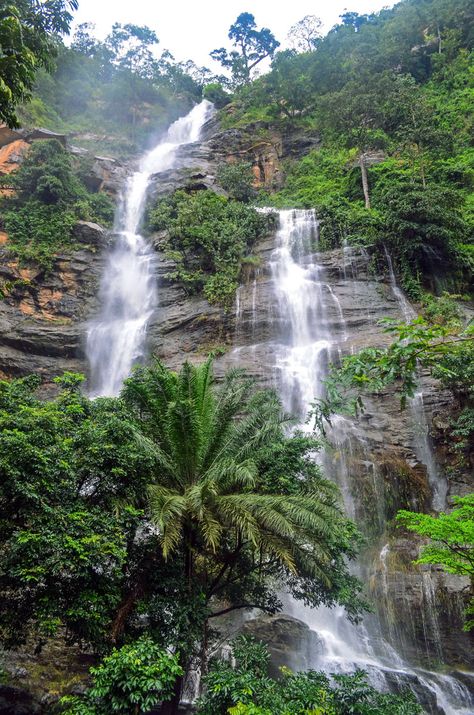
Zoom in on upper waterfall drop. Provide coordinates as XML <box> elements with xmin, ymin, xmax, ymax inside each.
<box><xmin>86</xmin><ymin>100</ymin><xmax>214</xmax><ymax>397</ymax></box>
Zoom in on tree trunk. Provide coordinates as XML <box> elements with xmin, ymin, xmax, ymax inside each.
<box><xmin>160</xmin><ymin>675</ymin><xmax>183</xmax><ymax>715</ymax></box>
<box><xmin>198</xmin><ymin>620</ymin><xmax>209</xmax><ymax>697</ymax></box>
<box><xmin>110</xmin><ymin>583</ymin><xmax>143</xmax><ymax>644</ymax></box>
<box><xmin>359</xmin><ymin>153</ymin><xmax>371</xmax><ymax>209</ymax></box>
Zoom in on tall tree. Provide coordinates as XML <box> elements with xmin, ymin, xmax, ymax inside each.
<box><xmin>0</xmin><ymin>0</ymin><xmax>78</xmax><ymax>126</ymax></box>
<box><xmin>122</xmin><ymin>359</ymin><xmax>364</xmax><ymax>714</ymax></box>
<box><xmin>211</xmin><ymin>12</ymin><xmax>279</xmax><ymax>86</ymax></box>
<box><xmin>287</xmin><ymin>15</ymin><xmax>322</xmax><ymax>52</ymax></box>
<box><xmin>105</xmin><ymin>23</ymin><xmax>159</xmax><ymax>78</ymax></box>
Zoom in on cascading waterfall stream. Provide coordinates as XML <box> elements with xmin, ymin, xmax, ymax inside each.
<box><xmin>86</xmin><ymin>100</ymin><xmax>214</xmax><ymax>396</ymax></box>
<box><xmin>384</xmin><ymin>247</ymin><xmax>448</xmax><ymax>511</ymax></box>
<box><xmin>264</xmin><ymin>210</ymin><xmax>472</xmax><ymax>714</ymax></box>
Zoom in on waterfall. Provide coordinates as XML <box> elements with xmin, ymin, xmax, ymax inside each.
<box><xmin>264</xmin><ymin>210</ymin><xmax>472</xmax><ymax>714</ymax></box>
<box><xmin>383</xmin><ymin>247</ymin><xmax>448</xmax><ymax>511</ymax></box>
<box><xmin>86</xmin><ymin>100</ymin><xmax>214</xmax><ymax>397</ymax></box>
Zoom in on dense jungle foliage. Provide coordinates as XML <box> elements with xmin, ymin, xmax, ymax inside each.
<box><xmin>220</xmin><ymin>0</ymin><xmax>474</xmax><ymax>298</ymax></box>
<box><xmin>18</xmin><ymin>21</ymin><xmax>221</xmax><ymax>157</ymax></box>
<box><xmin>0</xmin><ymin>362</ymin><xmax>368</xmax><ymax>713</ymax></box>
<box><xmin>147</xmin><ymin>189</ymin><xmax>274</xmax><ymax>307</ymax></box>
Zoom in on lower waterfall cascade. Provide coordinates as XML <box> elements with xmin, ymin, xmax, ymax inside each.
<box><xmin>84</xmin><ymin>101</ymin><xmax>472</xmax><ymax>710</ymax></box>
<box><xmin>233</xmin><ymin>209</ymin><xmax>473</xmax><ymax>714</ymax></box>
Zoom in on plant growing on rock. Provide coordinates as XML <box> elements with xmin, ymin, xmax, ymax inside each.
<box><xmin>397</xmin><ymin>495</ymin><xmax>474</xmax><ymax>630</ymax></box>
<box><xmin>147</xmin><ymin>189</ymin><xmax>273</xmax><ymax>307</ymax></box>
<box><xmin>217</xmin><ymin>160</ymin><xmax>256</xmax><ymax>202</ymax></box>
<box><xmin>0</xmin><ymin>140</ymin><xmax>114</xmax><ymax>267</ymax></box>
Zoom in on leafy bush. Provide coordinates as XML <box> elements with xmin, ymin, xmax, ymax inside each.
<box><xmin>197</xmin><ymin>636</ymin><xmax>421</xmax><ymax>715</ymax></box>
<box><xmin>0</xmin><ymin>140</ymin><xmax>114</xmax><ymax>267</ymax></box>
<box><xmin>420</xmin><ymin>292</ymin><xmax>462</xmax><ymax>327</ymax></box>
<box><xmin>269</xmin><ymin>149</ymin><xmax>354</xmax><ymax>209</ymax></box>
<box><xmin>398</xmin><ymin>495</ymin><xmax>474</xmax><ymax>630</ymax></box>
<box><xmin>203</xmin><ymin>82</ymin><xmax>231</xmax><ymax>108</ymax></box>
<box><xmin>217</xmin><ymin>161</ymin><xmax>256</xmax><ymax>202</ymax></box>
<box><xmin>147</xmin><ymin>189</ymin><xmax>274</xmax><ymax>307</ymax></box>
<box><xmin>60</xmin><ymin>637</ymin><xmax>183</xmax><ymax>714</ymax></box>
<box><xmin>380</xmin><ymin>180</ymin><xmax>469</xmax><ymax>284</ymax></box>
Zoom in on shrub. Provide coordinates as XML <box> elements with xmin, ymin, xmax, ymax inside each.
<box><xmin>197</xmin><ymin>636</ymin><xmax>421</xmax><ymax>715</ymax></box>
<box><xmin>217</xmin><ymin>161</ymin><xmax>256</xmax><ymax>202</ymax></box>
<box><xmin>148</xmin><ymin>189</ymin><xmax>274</xmax><ymax>307</ymax></box>
<box><xmin>60</xmin><ymin>637</ymin><xmax>183</xmax><ymax>715</ymax></box>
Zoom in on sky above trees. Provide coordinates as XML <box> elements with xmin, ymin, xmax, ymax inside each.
<box><xmin>72</xmin><ymin>0</ymin><xmax>396</xmax><ymax>68</ymax></box>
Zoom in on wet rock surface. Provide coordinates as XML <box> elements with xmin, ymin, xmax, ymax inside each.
<box><xmin>0</xmin><ymin>247</ymin><xmax>103</xmax><ymax>382</ymax></box>
<box><xmin>241</xmin><ymin>614</ymin><xmax>323</xmax><ymax>678</ymax></box>
<box><xmin>0</xmin><ymin>685</ymin><xmax>42</xmax><ymax>715</ymax></box>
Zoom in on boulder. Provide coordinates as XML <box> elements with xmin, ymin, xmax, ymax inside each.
<box><xmin>72</xmin><ymin>221</ymin><xmax>106</xmax><ymax>246</ymax></box>
<box><xmin>241</xmin><ymin>614</ymin><xmax>323</xmax><ymax>677</ymax></box>
<box><xmin>0</xmin><ymin>685</ymin><xmax>41</xmax><ymax>715</ymax></box>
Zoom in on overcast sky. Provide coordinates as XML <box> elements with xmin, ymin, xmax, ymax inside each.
<box><xmin>72</xmin><ymin>0</ymin><xmax>395</xmax><ymax>68</ymax></box>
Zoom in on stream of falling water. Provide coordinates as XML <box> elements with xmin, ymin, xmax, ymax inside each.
<box><xmin>266</xmin><ymin>210</ymin><xmax>472</xmax><ymax>714</ymax></box>
<box><xmin>86</xmin><ymin>100</ymin><xmax>214</xmax><ymax>396</ymax></box>
<box><xmin>384</xmin><ymin>247</ymin><xmax>448</xmax><ymax>512</ymax></box>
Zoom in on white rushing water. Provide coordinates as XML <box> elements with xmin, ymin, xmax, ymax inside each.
<box><xmin>86</xmin><ymin>100</ymin><xmax>214</xmax><ymax>396</ymax></box>
<box><xmin>384</xmin><ymin>246</ymin><xmax>448</xmax><ymax>511</ymax></box>
<box><xmin>268</xmin><ymin>210</ymin><xmax>472</xmax><ymax>714</ymax></box>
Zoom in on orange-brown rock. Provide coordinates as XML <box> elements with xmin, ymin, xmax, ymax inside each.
<box><xmin>0</xmin><ymin>139</ymin><xmax>30</xmax><ymax>175</ymax></box>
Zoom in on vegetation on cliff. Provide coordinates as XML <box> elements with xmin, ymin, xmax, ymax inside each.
<box><xmin>0</xmin><ymin>139</ymin><xmax>114</xmax><ymax>267</ymax></box>
<box><xmin>197</xmin><ymin>636</ymin><xmax>421</xmax><ymax>715</ymax></box>
<box><xmin>223</xmin><ymin>0</ymin><xmax>473</xmax><ymax>297</ymax></box>
<box><xmin>19</xmin><ymin>22</ymin><xmax>221</xmax><ymax>157</ymax></box>
<box><xmin>148</xmin><ymin>189</ymin><xmax>273</xmax><ymax>306</ymax></box>
<box><xmin>0</xmin><ymin>0</ymin><xmax>472</xmax><ymax>710</ymax></box>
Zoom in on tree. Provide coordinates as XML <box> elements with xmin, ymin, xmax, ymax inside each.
<box><xmin>203</xmin><ymin>82</ymin><xmax>231</xmax><ymax>108</ymax></box>
<box><xmin>381</xmin><ymin>179</ymin><xmax>468</xmax><ymax>279</ymax></box>
<box><xmin>266</xmin><ymin>50</ymin><xmax>315</xmax><ymax>120</ymax></box>
<box><xmin>211</xmin><ymin>12</ymin><xmax>280</xmax><ymax>86</ymax></box>
<box><xmin>339</xmin><ymin>12</ymin><xmax>369</xmax><ymax>31</ymax></box>
<box><xmin>317</xmin><ymin>77</ymin><xmax>392</xmax><ymax>208</ymax></box>
<box><xmin>388</xmin><ymin>74</ymin><xmax>444</xmax><ymax>186</ymax></box>
<box><xmin>0</xmin><ymin>374</ymin><xmax>153</xmax><ymax>651</ymax></box>
<box><xmin>287</xmin><ymin>15</ymin><xmax>322</xmax><ymax>52</ymax></box>
<box><xmin>398</xmin><ymin>495</ymin><xmax>474</xmax><ymax>630</ymax></box>
<box><xmin>104</xmin><ymin>23</ymin><xmax>159</xmax><ymax>78</ymax></box>
<box><xmin>0</xmin><ymin>0</ymin><xmax>78</xmax><ymax>126</ymax></box>
<box><xmin>217</xmin><ymin>160</ymin><xmax>255</xmax><ymax>202</ymax></box>
<box><xmin>122</xmin><ymin>359</ymin><xmax>365</xmax><ymax>714</ymax></box>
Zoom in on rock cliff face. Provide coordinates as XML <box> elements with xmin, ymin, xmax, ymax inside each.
<box><xmin>0</xmin><ymin>117</ymin><xmax>472</xmax><ymax>701</ymax></box>
<box><xmin>0</xmin><ymin>238</ymin><xmax>104</xmax><ymax>382</ymax></box>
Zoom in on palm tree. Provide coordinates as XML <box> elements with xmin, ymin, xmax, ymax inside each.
<box><xmin>120</xmin><ymin>358</ymin><xmax>351</xmax><ymax>713</ymax></box>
